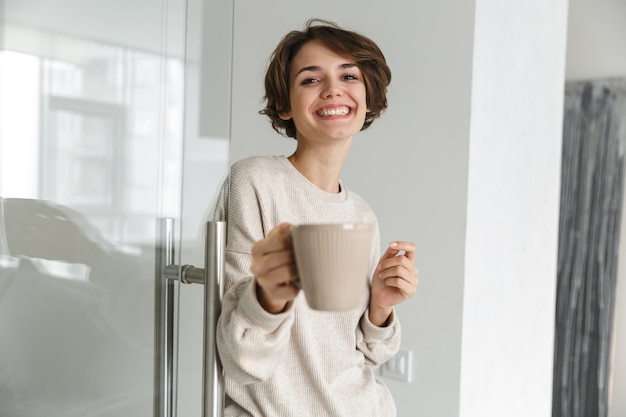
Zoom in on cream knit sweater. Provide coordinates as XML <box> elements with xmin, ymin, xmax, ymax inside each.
<box><xmin>213</xmin><ymin>155</ymin><xmax>401</xmax><ymax>417</ymax></box>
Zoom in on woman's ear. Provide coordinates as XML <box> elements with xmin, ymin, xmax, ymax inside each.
<box><xmin>276</xmin><ymin>104</ymin><xmax>291</xmax><ymax>121</ymax></box>
<box><xmin>278</xmin><ymin>111</ymin><xmax>292</xmax><ymax>121</ymax></box>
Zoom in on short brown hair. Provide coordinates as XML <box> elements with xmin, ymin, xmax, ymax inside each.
<box><xmin>260</xmin><ymin>19</ymin><xmax>392</xmax><ymax>139</ymax></box>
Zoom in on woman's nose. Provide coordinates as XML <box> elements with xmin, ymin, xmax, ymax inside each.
<box><xmin>321</xmin><ymin>80</ymin><xmax>343</xmax><ymax>98</ymax></box>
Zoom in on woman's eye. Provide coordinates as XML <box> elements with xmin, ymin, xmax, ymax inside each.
<box><xmin>343</xmin><ymin>74</ymin><xmax>358</xmax><ymax>81</ymax></box>
<box><xmin>301</xmin><ymin>78</ymin><xmax>318</xmax><ymax>85</ymax></box>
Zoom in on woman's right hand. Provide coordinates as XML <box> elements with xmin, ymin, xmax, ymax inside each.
<box><xmin>250</xmin><ymin>223</ymin><xmax>300</xmax><ymax>314</ymax></box>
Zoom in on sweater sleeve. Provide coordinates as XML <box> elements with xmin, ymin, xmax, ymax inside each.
<box><xmin>214</xmin><ymin>163</ymin><xmax>295</xmax><ymax>385</ymax></box>
<box><xmin>217</xmin><ymin>253</ymin><xmax>295</xmax><ymax>384</ymax></box>
<box><xmin>356</xmin><ymin>308</ymin><xmax>401</xmax><ymax>367</ymax></box>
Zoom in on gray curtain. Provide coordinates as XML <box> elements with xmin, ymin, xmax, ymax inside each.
<box><xmin>553</xmin><ymin>79</ymin><xmax>626</xmax><ymax>417</ymax></box>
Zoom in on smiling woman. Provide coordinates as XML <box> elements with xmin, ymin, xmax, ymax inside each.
<box><xmin>211</xmin><ymin>19</ymin><xmax>419</xmax><ymax>417</ymax></box>
<box><xmin>279</xmin><ymin>40</ymin><xmax>368</xmax><ymax>154</ymax></box>
<box><xmin>260</xmin><ymin>19</ymin><xmax>391</xmax><ymax>140</ymax></box>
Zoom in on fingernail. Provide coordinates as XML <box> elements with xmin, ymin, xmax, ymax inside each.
<box><xmin>389</xmin><ymin>242</ymin><xmax>399</xmax><ymax>248</ymax></box>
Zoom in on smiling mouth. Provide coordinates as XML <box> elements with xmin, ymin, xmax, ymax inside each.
<box><xmin>316</xmin><ymin>106</ymin><xmax>351</xmax><ymax>117</ymax></box>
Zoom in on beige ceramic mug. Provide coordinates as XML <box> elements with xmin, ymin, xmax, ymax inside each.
<box><xmin>291</xmin><ymin>223</ymin><xmax>374</xmax><ymax>311</ymax></box>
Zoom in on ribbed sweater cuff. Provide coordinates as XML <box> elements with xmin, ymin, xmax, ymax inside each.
<box><xmin>362</xmin><ymin>308</ymin><xmax>400</xmax><ymax>340</ymax></box>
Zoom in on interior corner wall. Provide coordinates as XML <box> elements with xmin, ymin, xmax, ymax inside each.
<box><xmin>460</xmin><ymin>1</ymin><xmax>569</xmax><ymax>416</ymax></box>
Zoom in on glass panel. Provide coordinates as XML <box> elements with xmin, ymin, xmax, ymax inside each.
<box><xmin>47</xmin><ymin>107</ymin><xmax>118</xmax><ymax>207</ymax></box>
<box><xmin>0</xmin><ymin>0</ymin><xmax>199</xmax><ymax>416</ymax></box>
<box><xmin>175</xmin><ymin>0</ymin><xmax>232</xmax><ymax>414</ymax></box>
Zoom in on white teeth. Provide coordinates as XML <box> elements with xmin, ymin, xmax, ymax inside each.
<box><xmin>317</xmin><ymin>107</ymin><xmax>350</xmax><ymax>117</ymax></box>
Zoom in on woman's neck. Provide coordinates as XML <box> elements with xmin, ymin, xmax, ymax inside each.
<box><xmin>287</xmin><ymin>140</ymin><xmax>351</xmax><ymax>193</ymax></box>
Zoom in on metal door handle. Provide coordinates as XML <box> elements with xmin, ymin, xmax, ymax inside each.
<box><xmin>156</xmin><ymin>219</ymin><xmax>226</xmax><ymax>417</ymax></box>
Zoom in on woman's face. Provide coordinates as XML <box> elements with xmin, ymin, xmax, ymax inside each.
<box><xmin>280</xmin><ymin>40</ymin><xmax>368</xmax><ymax>144</ymax></box>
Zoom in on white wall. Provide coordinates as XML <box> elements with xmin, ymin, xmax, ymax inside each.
<box><xmin>564</xmin><ymin>1</ymin><xmax>626</xmax><ymax>416</ymax></box>
<box><xmin>460</xmin><ymin>1</ymin><xmax>567</xmax><ymax>416</ymax></box>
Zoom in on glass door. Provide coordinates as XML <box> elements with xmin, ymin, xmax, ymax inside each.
<box><xmin>0</xmin><ymin>0</ymin><xmax>231</xmax><ymax>416</ymax></box>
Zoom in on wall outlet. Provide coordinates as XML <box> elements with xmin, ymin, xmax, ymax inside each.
<box><xmin>381</xmin><ymin>348</ymin><xmax>413</xmax><ymax>383</ymax></box>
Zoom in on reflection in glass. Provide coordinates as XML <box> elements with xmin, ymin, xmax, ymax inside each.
<box><xmin>0</xmin><ymin>198</ymin><xmax>157</xmax><ymax>416</ymax></box>
<box><xmin>48</xmin><ymin>108</ymin><xmax>118</xmax><ymax>206</ymax></box>
<box><xmin>1</xmin><ymin>33</ymin><xmax>184</xmax><ymax>245</ymax></box>
<box><xmin>0</xmin><ymin>7</ymin><xmax>185</xmax><ymax>416</ymax></box>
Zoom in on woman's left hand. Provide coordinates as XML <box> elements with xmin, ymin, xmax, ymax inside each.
<box><xmin>369</xmin><ymin>241</ymin><xmax>419</xmax><ymax>326</ymax></box>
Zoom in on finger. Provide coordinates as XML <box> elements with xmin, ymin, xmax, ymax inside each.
<box><xmin>379</xmin><ymin>241</ymin><xmax>415</xmax><ymax>260</ymax></box>
<box><xmin>377</xmin><ymin>252</ymin><xmax>416</xmax><ymax>273</ymax></box>
<box><xmin>256</xmin><ymin>268</ymin><xmax>299</xmax><ymax>299</ymax></box>
<box><xmin>378</xmin><ymin>264</ymin><xmax>419</xmax><ymax>285</ymax></box>
<box><xmin>257</xmin><ymin>280</ymin><xmax>300</xmax><ymax>313</ymax></box>
<box><xmin>251</xmin><ymin>223</ymin><xmax>293</xmax><ymax>256</ymax></box>
<box><xmin>265</xmin><ymin>280</ymin><xmax>300</xmax><ymax>298</ymax></box>
<box><xmin>382</xmin><ymin>276</ymin><xmax>418</xmax><ymax>298</ymax></box>
<box><xmin>387</xmin><ymin>241</ymin><xmax>417</xmax><ymax>261</ymax></box>
<box><xmin>250</xmin><ymin>248</ymin><xmax>295</xmax><ymax>277</ymax></box>
<box><xmin>380</xmin><ymin>264</ymin><xmax>419</xmax><ymax>286</ymax></box>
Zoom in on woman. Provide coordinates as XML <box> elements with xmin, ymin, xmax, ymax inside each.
<box><xmin>213</xmin><ymin>19</ymin><xmax>419</xmax><ymax>417</ymax></box>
